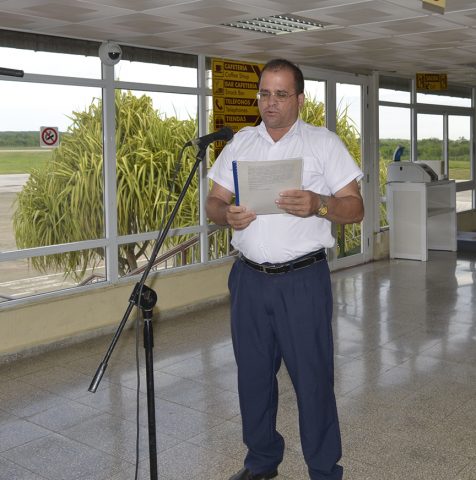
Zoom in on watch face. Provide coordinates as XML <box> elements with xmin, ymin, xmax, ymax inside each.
<box><xmin>319</xmin><ymin>205</ymin><xmax>328</xmax><ymax>216</ymax></box>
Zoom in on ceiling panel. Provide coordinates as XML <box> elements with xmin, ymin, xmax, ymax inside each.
<box><xmin>0</xmin><ymin>0</ymin><xmax>475</xmax><ymax>86</ymax></box>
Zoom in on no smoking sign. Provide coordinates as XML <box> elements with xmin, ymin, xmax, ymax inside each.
<box><xmin>40</xmin><ymin>126</ymin><xmax>60</xmax><ymax>148</ymax></box>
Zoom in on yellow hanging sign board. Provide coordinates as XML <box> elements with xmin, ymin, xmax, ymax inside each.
<box><xmin>422</xmin><ymin>0</ymin><xmax>445</xmax><ymax>13</ymax></box>
<box><xmin>212</xmin><ymin>58</ymin><xmax>264</xmax><ymax>156</ymax></box>
<box><xmin>416</xmin><ymin>73</ymin><xmax>448</xmax><ymax>91</ymax></box>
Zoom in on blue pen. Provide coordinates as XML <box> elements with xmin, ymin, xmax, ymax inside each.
<box><xmin>232</xmin><ymin>160</ymin><xmax>240</xmax><ymax>206</ymax></box>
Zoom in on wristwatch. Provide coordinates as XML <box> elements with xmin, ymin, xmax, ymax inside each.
<box><xmin>317</xmin><ymin>194</ymin><xmax>329</xmax><ymax>217</ymax></box>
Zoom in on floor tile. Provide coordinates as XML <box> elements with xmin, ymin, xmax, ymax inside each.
<box><xmin>1</xmin><ymin>251</ymin><xmax>475</xmax><ymax>480</ymax></box>
<box><xmin>1</xmin><ymin>433</ymin><xmax>132</xmax><ymax>480</ymax></box>
<box><xmin>0</xmin><ymin>456</ymin><xmax>46</xmax><ymax>480</ymax></box>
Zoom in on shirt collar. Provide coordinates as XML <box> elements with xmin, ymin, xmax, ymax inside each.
<box><xmin>258</xmin><ymin>118</ymin><xmax>301</xmax><ymax>143</ymax></box>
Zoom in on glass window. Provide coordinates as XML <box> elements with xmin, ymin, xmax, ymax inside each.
<box><xmin>336</xmin><ymin>83</ymin><xmax>362</xmax><ymax>259</ymax></box>
<box><xmin>303</xmin><ymin>79</ymin><xmax>326</xmax><ymax>126</ymax></box>
<box><xmin>119</xmin><ymin>233</ymin><xmax>200</xmax><ymax>278</ymax></box>
<box><xmin>379</xmin><ymin>75</ymin><xmax>410</xmax><ymax>104</ymax></box>
<box><xmin>0</xmin><ymin>83</ymin><xmax>104</xmax><ymax>257</ymax></box>
<box><xmin>0</xmin><ymin>47</ymin><xmax>105</xmax><ymax>302</ymax></box>
<box><xmin>115</xmin><ymin>89</ymin><xmax>198</xmax><ymax>237</ymax></box>
<box><xmin>417</xmin><ymin>92</ymin><xmax>471</xmax><ymax>107</ymax></box>
<box><xmin>115</xmin><ymin>60</ymin><xmax>197</xmax><ymax>87</ymax></box>
<box><xmin>417</xmin><ymin>114</ymin><xmax>443</xmax><ymax>163</ymax></box>
<box><xmin>449</xmin><ymin>115</ymin><xmax>471</xmax><ymax>182</ymax></box>
<box><xmin>0</xmin><ymin>46</ymin><xmax>101</xmax><ymax>79</ymax></box>
<box><xmin>379</xmin><ymin>88</ymin><xmax>410</xmax><ymax>104</ymax></box>
<box><xmin>0</xmin><ymin>249</ymin><xmax>106</xmax><ymax>302</ymax></box>
<box><xmin>379</xmin><ymin>105</ymin><xmax>411</xmax><ymax>227</ymax></box>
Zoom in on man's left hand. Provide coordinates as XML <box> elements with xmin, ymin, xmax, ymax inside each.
<box><xmin>275</xmin><ymin>189</ymin><xmax>318</xmax><ymax>217</ymax></box>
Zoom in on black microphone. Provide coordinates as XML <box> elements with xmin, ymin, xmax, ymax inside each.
<box><xmin>186</xmin><ymin>127</ymin><xmax>234</xmax><ymax>148</ymax></box>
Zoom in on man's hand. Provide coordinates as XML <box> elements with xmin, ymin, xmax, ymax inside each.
<box><xmin>275</xmin><ymin>189</ymin><xmax>318</xmax><ymax>217</ymax></box>
<box><xmin>226</xmin><ymin>205</ymin><xmax>257</xmax><ymax>230</ymax></box>
<box><xmin>276</xmin><ymin>180</ymin><xmax>364</xmax><ymax>224</ymax></box>
<box><xmin>206</xmin><ymin>182</ymin><xmax>257</xmax><ymax>230</ymax></box>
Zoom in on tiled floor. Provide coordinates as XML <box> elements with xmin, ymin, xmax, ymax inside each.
<box><xmin>1</xmin><ymin>251</ymin><xmax>476</xmax><ymax>480</ymax></box>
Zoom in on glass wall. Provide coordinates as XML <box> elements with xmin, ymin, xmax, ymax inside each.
<box><xmin>0</xmin><ymin>42</ymin><xmax>203</xmax><ymax>303</ymax></box>
<box><xmin>0</xmin><ymin>46</ymin><xmax>106</xmax><ymax>302</ymax></box>
<box><xmin>449</xmin><ymin>115</ymin><xmax>471</xmax><ymax>184</ymax></box>
<box><xmin>379</xmin><ymin>75</ymin><xmax>475</xmax><ymax>224</ymax></box>
<box><xmin>378</xmin><ymin>77</ymin><xmax>411</xmax><ymax>227</ymax></box>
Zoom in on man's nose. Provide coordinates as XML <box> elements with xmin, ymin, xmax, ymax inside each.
<box><xmin>267</xmin><ymin>93</ymin><xmax>279</xmax><ymax>105</ymax></box>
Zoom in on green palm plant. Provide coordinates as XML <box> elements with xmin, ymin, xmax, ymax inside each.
<box><xmin>14</xmin><ymin>91</ymin><xmax>197</xmax><ymax>279</ymax></box>
<box><xmin>13</xmin><ymin>91</ymin><xmax>364</xmax><ymax>281</ymax></box>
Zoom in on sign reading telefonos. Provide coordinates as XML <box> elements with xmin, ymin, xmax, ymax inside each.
<box><xmin>212</xmin><ymin>58</ymin><xmax>263</xmax><ymax>156</ymax></box>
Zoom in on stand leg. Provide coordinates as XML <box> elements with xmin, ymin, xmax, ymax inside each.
<box><xmin>143</xmin><ymin>308</ymin><xmax>158</xmax><ymax>480</ymax></box>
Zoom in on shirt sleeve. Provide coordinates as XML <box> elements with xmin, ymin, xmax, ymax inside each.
<box><xmin>207</xmin><ymin>143</ymin><xmax>235</xmax><ymax>193</ymax></box>
<box><xmin>323</xmin><ymin>131</ymin><xmax>363</xmax><ymax>194</ymax></box>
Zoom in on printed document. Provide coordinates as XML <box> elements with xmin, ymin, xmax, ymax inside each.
<box><xmin>233</xmin><ymin>158</ymin><xmax>303</xmax><ymax>214</ymax></box>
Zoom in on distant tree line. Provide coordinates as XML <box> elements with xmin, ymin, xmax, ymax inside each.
<box><xmin>2</xmin><ymin>132</ymin><xmax>470</xmax><ymax>162</ymax></box>
<box><xmin>380</xmin><ymin>137</ymin><xmax>471</xmax><ymax>162</ymax></box>
<box><xmin>0</xmin><ymin>131</ymin><xmax>39</xmax><ymax>148</ymax></box>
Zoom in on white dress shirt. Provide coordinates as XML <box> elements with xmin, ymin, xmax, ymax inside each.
<box><xmin>208</xmin><ymin>119</ymin><xmax>363</xmax><ymax>264</ymax></box>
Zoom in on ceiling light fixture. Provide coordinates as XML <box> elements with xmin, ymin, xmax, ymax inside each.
<box><xmin>222</xmin><ymin>14</ymin><xmax>327</xmax><ymax>35</ymax></box>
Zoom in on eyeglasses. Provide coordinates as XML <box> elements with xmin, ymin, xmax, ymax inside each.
<box><xmin>256</xmin><ymin>91</ymin><xmax>298</xmax><ymax>102</ymax></box>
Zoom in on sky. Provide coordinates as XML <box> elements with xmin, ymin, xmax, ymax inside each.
<box><xmin>0</xmin><ymin>46</ymin><xmax>471</xmax><ymax>140</ymax></box>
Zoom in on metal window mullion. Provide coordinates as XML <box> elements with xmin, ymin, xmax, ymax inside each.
<box><xmin>113</xmin><ymin>80</ymin><xmax>197</xmax><ymax>95</ymax></box>
<box><xmin>472</xmin><ymin>87</ymin><xmax>476</xmax><ymax>209</ymax></box>
<box><xmin>411</xmin><ymin>78</ymin><xmax>417</xmax><ymax>162</ymax></box>
<box><xmin>102</xmin><ymin>63</ymin><xmax>119</xmax><ymax>282</ymax></box>
<box><xmin>326</xmin><ymin>80</ymin><xmax>337</xmax><ymax>264</ymax></box>
<box><xmin>443</xmin><ymin>113</ymin><xmax>449</xmax><ymax>177</ymax></box>
<box><xmin>0</xmin><ymin>239</ymin><xmax>106</xmax><ymax>262</ymax></box>
<box><xmin>366</xmin><ymin>72</ymin><xmax>379</xmax><ymax>259</ymax></box>
<box><xmin>197</xmin><ymin>54</ymin><xmax>209</xmax><ymax>265</ymax></box>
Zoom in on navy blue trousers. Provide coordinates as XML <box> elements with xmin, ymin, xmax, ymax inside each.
<box><xmin>228</xmin><ymin>257</ymin><xmax>343</xmax><ymax>480</ymax></box>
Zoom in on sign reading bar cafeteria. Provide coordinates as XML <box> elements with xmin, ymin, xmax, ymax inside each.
<box><xmin>212</xmin><ymin>58</ymin><xmax>264</xmax><ymax>156</ymax></box>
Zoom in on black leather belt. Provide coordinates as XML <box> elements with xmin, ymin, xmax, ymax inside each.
<box><xmin>239</xmin><ymin>249</ymin><xmax>326</xmax><ymax>275</ymax></box>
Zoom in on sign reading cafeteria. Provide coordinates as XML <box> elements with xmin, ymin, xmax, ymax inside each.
<box><xmin>212</xmin><ymin>58</ymin><xmax>263</xmax><ymax>155</ymax></box>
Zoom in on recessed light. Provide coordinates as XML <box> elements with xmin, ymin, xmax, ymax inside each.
<box><xmin>222</xmin><ymin>14</ymin><xmax>327</xmax><ymax>35</ymax></box>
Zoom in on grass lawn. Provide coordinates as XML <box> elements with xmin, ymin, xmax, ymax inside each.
<box><xmin>0</xmin><ymin>149</ymin><xmax>52</xmax><ymax>174</ymax></box>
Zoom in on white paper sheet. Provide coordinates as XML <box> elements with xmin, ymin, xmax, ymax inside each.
<box><xmin>234</xmin><ymin>158</ymin><xmax>303</xmax><ymax>214</ymax></box>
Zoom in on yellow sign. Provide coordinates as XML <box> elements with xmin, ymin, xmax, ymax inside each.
<box><xmin>422</xmin><ymin>0</ymin><xmax>445</xmax><ymax>13</ymax></box>
<box><xmin>212</xmin><ymin>58</ymin><xmax>263</xmax><ymax>155</ymax></box>
<box><xmin>416</xmin><ymin>73</ymin><xmax>448</xmax><ymax>91</ymax></box>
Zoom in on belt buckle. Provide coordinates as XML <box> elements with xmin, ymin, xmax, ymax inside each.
<box><xmin>262</xmin><ymin>265</ymin><xmax>274</xmax><ymax>274</ymax></box>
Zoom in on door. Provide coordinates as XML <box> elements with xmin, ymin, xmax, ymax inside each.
<box><xmin>302</xmin><ymin>69</ymin><xmax>372</xmax><ymax>271</ymax></box>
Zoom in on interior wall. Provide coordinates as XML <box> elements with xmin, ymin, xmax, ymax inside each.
<box><xmin>0</xmin><ymin>259</ymin><xmax>233</xmax><ymax>360</ymax></box>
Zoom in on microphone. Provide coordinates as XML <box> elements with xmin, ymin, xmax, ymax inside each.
<box><xmin>186</xmin><ymin>127</ymin><xmax>234</xmax><ymax>148</ymax></box>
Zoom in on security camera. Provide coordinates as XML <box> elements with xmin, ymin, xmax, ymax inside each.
<box><xmin>98</xmin><ymin>41</ymin><xmax>122</xmax><ymax>66</ymax></box>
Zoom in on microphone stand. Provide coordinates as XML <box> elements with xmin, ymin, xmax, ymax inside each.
<box><xmin>88</xmin><ymin>144</ymin><xmax>208</xmax><ymax>480</ymax></box>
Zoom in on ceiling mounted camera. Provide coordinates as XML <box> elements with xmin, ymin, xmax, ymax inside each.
<box><xmin>98</xmin><ymin>41</ymin><xmax>122</xmax><ymax>66</ymax></box>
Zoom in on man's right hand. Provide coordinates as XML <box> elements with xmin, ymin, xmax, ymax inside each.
<box><xmin>225</xmin><ymin>205</ymin><xmax>256</xmax><ymax>230</ymax></box>
<box><xmin>206</xmin><ymin>182</ymin><xmax>257</xmax><ymax>229</ymax></box>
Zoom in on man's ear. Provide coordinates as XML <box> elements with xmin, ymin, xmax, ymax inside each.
<box><xmin>298</xmin><ymin>92</ymin><xmax>305</xmax><ymax>109</ymax></box>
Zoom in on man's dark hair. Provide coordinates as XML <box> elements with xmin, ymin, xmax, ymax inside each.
<box><xmin>260</xmin><ymin>58</ymin><xmax>304</xmax><ymax>94</ymax></box>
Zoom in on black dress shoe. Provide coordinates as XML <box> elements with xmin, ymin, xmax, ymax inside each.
<box><xmin>228</xmin><ymin>467</ymin><xmax>278</xmax><ymax>480</ymax></box>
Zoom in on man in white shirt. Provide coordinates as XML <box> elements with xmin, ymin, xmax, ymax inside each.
<box><xmin>206</xmin><ymin>59</ymin><xmax>364</xmax><ymax>480</ymax></box>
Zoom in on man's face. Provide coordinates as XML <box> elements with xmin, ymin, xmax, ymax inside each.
<box><xmin>258</xmin><ymin>68</ymin><xmax>304</xmax><ymax>133</ymax></box>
